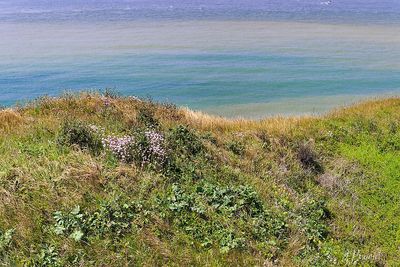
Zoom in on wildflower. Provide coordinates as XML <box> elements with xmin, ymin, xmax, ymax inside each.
<box><xmin>136</xmin><ymin>130</ymin><xmax>167</xmax><ymax>167</ymax></box>
<box><xmin>102</xmin><ymin>135</ymin><xmax>133</xmax><ymax>162</ymax></box>
<box><xmin>102</xmin><ymin>130</ymin><xmax>167</xmax><ymax>167</ymax></box>
<box><xmin>145</xmin><ymin>130</ymin><xmax>166</xmax><ymax>157</ymax></box>
<box><xmin>88</xmin><ymin>124</ymin><xmax>105</xmax><ymax>135</ymax></box>
<box><xmin>101</xmin><ymin>97</ymin><xmax>111</xmax><ymax>107</ymax></box>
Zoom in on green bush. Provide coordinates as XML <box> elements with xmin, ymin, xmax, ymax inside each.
<box><xmin>378</xmin><ymin>133</ymin><xmax>400</xmax><ymax>152</ymax></box>
<box><xmin>57</xmin><ymin>120</ymin><xmax>103</xmax><ymax>154</ymax></box>
<box><xmin>297</xmin><ymin>141</ymin><xmax>323</xmax><ymax>173</ymax></box>
<box><xmin>226</xmin><ymin>140</ymin><xmax>245</xmax><ymax>156</ymax></box>
<box><xmin>137</xmin><ymin>105</ymin><xmax>159</xmax><ymax>128</ymax></box>
<box><xmin>167</xmin><ymin>125</ymin><xmax>204</xmax><ymax>156</ymax></box>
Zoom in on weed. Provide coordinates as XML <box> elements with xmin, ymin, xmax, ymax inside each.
<box><xmin>57</xmin><ymin>120</ymin><xmax>103</xmax><ymax>154</ymax></box>
<box><xmin>167</xmin><ymin>125</ymin><xmax>204</xmax><ymax>156</ymax></box>
<box><xmin>26</xmin><ymin>245</ymin><xmax>62</xmax><ymax>267</ymax></box>
<box><xmin>53</xmin><ymin>198</ymin><xmax>142</xmax><ymax>242</ymax></box>
<box><xmin>163</xmin><ymin>182</ymin><xmax>287</xmax><ymax>254</ymax></box>
<box><xmin>0</xmin><ymin>229</ymin><xmax>14</xmax><ymax>255</ymax></box>
<box><xmin>226</xmin><ymin>140</ymin><xmax>245</xmax><ymax>156</ymax></box>
<box><xmin>137</xmin><ymin>105</ymin><xmax>159</xmax><ymax>128</ymax></box>
<box><xmin>297</xmin><ymin>141</ymin><xmax>323</xmax><ymax>173</ymax></box>
<box><xmin>298</xmin><ymin>198</ymin><xmax>330</xmax><ymax>245</ymax></box>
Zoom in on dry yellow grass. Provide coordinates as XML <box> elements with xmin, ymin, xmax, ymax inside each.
<box><xmin>182</xmin><ymin>97</ymin><xmax>400</xmax><ymax>138</ymax></box>
<box><xmin>181</xmin><ymin>106</ymin><xmax>315</xmax><ymax>134</ymax></box>
<box><xmin>0</xmin><ymin>109</ymin><xmax>25</xmax><ymax>132</ymax></box>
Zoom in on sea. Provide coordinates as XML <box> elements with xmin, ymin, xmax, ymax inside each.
<box><xmin>1</xmin><ymin>0</ymin><xmax>400</xmax><ymax>118</ymax></box>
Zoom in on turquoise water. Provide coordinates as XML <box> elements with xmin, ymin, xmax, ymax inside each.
<box><xmin>1</xmin><ymin>1</ymin><xmax>400</xmax><ymax>117</ymax></box>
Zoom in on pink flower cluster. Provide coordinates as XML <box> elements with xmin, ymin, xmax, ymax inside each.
<box><xmin>142</xmin><ymin>130</ymin><xmax>167</xmax><ymax>166</ymax></box>
<box><xmin>101</xmin><ymin>96</ymin><xmax>112</xmax><ymax>107</ymax></box>
<box><xmin>101</xmin><ymin>130</ymin><xmax>167</xmax><ymax>167</ymax></box>
<box><xmin>102</xmin><ymin>135</ymin><xmax>133</xmax><ymax>162</ymax></box>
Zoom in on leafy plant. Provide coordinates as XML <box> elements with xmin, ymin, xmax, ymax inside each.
<box><xmin>53</xmin><ymin>198</ymin><xmax>141</xmax><ymax>242</ymax></box>
<box><xmin>298</xmin><ymin>199</ymin><xmax>330</xmax><ymax>245</ymax></box>
<box><xmin>198</xmin><ymin>183</ymin><xmax>287</xmax><ymax>240</ymax></box>
<box><xmin>26</xmin><ymin>245</ymin><xmax>61</xmax><ymax>267</ymax></box>
<box><xmin>0</xmin><ymin>228</ymin><xmax>14</xmax><ymax>255</ymax></box>
<box><xmin>163</xmin><ymin>182</ymin><xmax>287</xmax><ymax>253</ymax></box>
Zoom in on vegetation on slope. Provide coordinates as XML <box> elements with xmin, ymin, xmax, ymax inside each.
<box><xmin>0</xmin><ymin>92</ymin><xmax>399</xmax><ymax>266</ymax></box>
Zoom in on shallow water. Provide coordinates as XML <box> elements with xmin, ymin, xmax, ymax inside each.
<box><xmin>1</xmin><ymin>1</ymin><xmax>400</xmax><ymax>117</ymax></box>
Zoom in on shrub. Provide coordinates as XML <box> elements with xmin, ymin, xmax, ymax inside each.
<box><xmin>198</xmin><ymin>183</ymin><xmax>264</xmax><ymax>217</ymax></box>
<box><xmin>201</xmin><ymin>132</ymin><xmax>218</xmax><ymax>145</ymax></box>
<box><xmin>198</xmin><ymin>183</ymin><xmax>287</xmax><ymax>239</ymax></box>
<box><xmin>298</xmin><ymin>199</ymin><xmax>330</xmax><ymax>245</ymax></box>
<box><xmin>226</xmin><ymin>140</ymin><xmax>245</xmax><ymax>156</ymax></box>
<box><xmin>389</xmin><ymin>121</ymin><xmax>398</xmax><ymax>134</ymax></box>
<box><xmin>297</xmin><ymin>141</ymin><xmax>323</xmax><ymax>173</ymax></box>
<box><xmin>137</xmin><ymin>105</ymin><xmax>159</xmax><ymax>128</ymax></box>
<box><xmin>58</xmin><ymin>120</ymin><xmax>103</xmax><ymax>154</ymax></box>
<box><xmin>167</xmin><ymin>125</ymin><xmax>203</xmax><ymax>156</ymax></box>
<box><xmin>161</xmin><ymin>125</ymin><xmax>205</xmax><ymax>178</ymax></box>
<box><xmin>377</xmin><ymin>133</ymin><xmax>400</xmax><ymax>152</ymax></box>
<box><xmin>256</xmin><ymin>131</ymin><xmax>271</xmax><ymax>150</ymax></box>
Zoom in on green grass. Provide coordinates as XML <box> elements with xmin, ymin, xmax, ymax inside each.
<box><xmin>340</xmin><ymin>140</ymin><xmax>400</xmax><ymax>265</ymax></box>
<box><xmin>0</xmin><ymin>92</ymin><xmax>399</xmax><ymax>266</ymax></box>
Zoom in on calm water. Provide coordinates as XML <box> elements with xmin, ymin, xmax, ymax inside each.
<box><xmin>1</xmin><ymin>0</ymin><xmax>400</xmax><ymax>117</ymax></box>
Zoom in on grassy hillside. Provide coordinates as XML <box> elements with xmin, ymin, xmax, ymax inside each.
<box><xmin>0</xmin><ymin>92</ymin><xmax>399</xmax><ymax>266</ymax></box>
